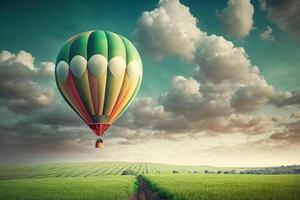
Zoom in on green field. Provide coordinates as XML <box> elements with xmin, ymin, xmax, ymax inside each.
<box><xmin>0</xmin><ymin>176</ymin><xmax>136</xmax><ymax>200</ymax></box>
<box><xmin>0</xmin><ymin>162</ymin><xmax>299</xmax><ymax>200</ymax></box>
<box><xmin>0</xmin><ymin>162</ymin><xmax>247</xmax><ymax>180</ymax></box>
<box><xmin>143</xmin><ymin>174</ymin><xmax>300</xmax><ymax>200</ymax></box>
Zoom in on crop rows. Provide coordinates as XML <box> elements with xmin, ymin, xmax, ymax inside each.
<box><xmin>0</xmin><ymin>162</ymin><xmax>249</xmax><ymax>180</ymax></box>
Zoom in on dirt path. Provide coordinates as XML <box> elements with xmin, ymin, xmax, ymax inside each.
<box><xmin>129</xmin><ymin>176</ymin><xmax>168</xmax><ymax>200</ymax></box>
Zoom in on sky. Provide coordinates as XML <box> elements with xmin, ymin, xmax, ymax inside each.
<box><xmin>0</xmin><ymin>0</ymin><xmax>300</xmax><ymax>167</ymax></box>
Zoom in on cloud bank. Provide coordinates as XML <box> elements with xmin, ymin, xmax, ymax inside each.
<box><xmin>132</xmin><ymin>0</ymin><xmax>300</xmax><ymax>147</ymax></box>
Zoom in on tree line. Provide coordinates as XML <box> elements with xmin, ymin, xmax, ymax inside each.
<box><xmin>204</xmin><ymin>165</ymin><xmax>300</xmax><ymax>174</ymax></box>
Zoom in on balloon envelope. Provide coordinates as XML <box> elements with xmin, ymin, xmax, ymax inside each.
<box><xmin>55</xmin><ymin>31</ymin><xmax>142</xmax><ymax>136</ymax></box>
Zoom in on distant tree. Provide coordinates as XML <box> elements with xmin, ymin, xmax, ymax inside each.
<box><xmin>121</xmin><ymin>169</ymin><xmax>136</xmax><ymax>175</ymax></box>
<box><xmin>217</xmin><ymin>171</ymin><xmax>222</xmax><ymax>174</ymax></box>
<box><xmin>193</xmin><ymin>171</ymin><xmax>198</xmax><ymax>173</ymax></box>
<box><xmin>173</xmin><ymin>170</ymin><xmax>179</xmax><ymax>174</ymax></box>
<box><xmin>294</xmin><ymin>169</ymin><xmax>300</xmax><ymax>174</ymax></box>
<box><xmin>204</xmin><ymin>170</ymin><xmax>209</xmax><ymax>174</ymax></box>
<box><xmin>239</xmin><ymin>165</ymin><xmax>300</xmax><ymax>174</ymax></box>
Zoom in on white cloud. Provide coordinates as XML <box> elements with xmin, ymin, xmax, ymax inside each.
<box><xmin>231</xmin><ymin>84</ymin><xmax>274</xmax><ymax>112</ymax></box>
<box><xmin>260</xmin><ymin>26</ymin><xmax>275</xmax><ymax>41</ymax></box>
<box><xmin>134</xmin><ymin>0</ymin><xmax>204</xmax><ymax>61</ymax></box>
<box><xmin>194</xmin><ymin>34</ymin><xmax>264</xmax><ymax>85</ymax></box>
<box><xmin>159</xmin><ymin>76</ymin><xmax>203</xmax><ymax>118</ymax></box>
<box><xmin>160</xmin><ymin>78</ymin><xmax>231</xmax><ymax>121</ymax></box>
<box><xmin>218</xmin><ymin>0</ymin><xmax>254</xmax><ymax>38</ymax></box>
<box><xmin>0</xmin><ymin>50</ymin><xmax>55</xmax><ymax>112</ymax></box>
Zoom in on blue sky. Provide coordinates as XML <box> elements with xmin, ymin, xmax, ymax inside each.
<box><xmin>0</xmin><ymin>0</ymin><xmax>299</xmax><ymax>166</ymax></box>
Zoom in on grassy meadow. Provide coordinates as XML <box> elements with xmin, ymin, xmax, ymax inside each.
<box><xmin>0</xmin><ymin>162</ymin><xmax>299</xmax><ymax>200</ymax></box>
<box><xmin>0</xmin><ymin>176</ymin><xmax>136</xmax><ymax>200</ymax></box>
<box><xmin>143</xmin><ymin>174</ymin><xmax>300</xmax><ymax>200</ymax></box>
<box><xmin>0</xmin><ymin>162</ymin><xmax>247</xmax><ymax>180</ymax></box>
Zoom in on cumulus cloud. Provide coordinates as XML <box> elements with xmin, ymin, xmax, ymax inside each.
<box><xmin>270</xmin><ymin>119</ymin><xmax>300</xmax><ymax>145</ymax></box>
<box><xmin>118</xmin><ymin>97</ymin><xmax>171</xmax><ymax>130</ymax></box>
<box><xmin>218</xmin><ymin>0</ymin><xmax>254</xmax><ymax>38</ymax></box>
<box><xmin>231</xmin><ymin>84</ymin><xmax>274</xmax><ymax>112</ymax></box>
<box><xmin>192</xmin><ymin>34</ymin><xmax>275</xmax><ymax>114</ymax></box>
<box><xmin>260</xmin><ymin>0</ymin><xmax>300</xmax><ymax>41</ymax></box>
<box><xmin>134</xmin><ymin>0</ymin><xmax>203</xmax><ymax>60</ymax></box>
<box><xmin>260</xmin><ymin>26</ymin><xmax>275</xmax><ymax>41</ymax></box>
<box><xmin>160</xmin><ymin>77</ymin><xmax>231</xmax><ymax>120</ymax></box>
<box><xmin>194</xmin><ymin>35</ymin><xmax>264</xmax><ymax>85</ymax></box>
<box><xmin>0</xmin><ymin>50</ymin><xmax>55</xmax><ymax>112</ymax></box>
<box><xmin>159</xmin><ymin>76</ymin><xmax>203</xmax><ymax>118</ymax></box>
<box><xmin>270</xmin><ymin>89</ymin><xmax>300</xmax><ymax>107</ymax></box>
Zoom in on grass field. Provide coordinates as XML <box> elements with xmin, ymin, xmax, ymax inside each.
<box><xmin>0</xmin><ymin>162</ymin><xmax>248</xmax><ymax>180</ymax></box>
<box><xmin>0</xmin><ymin>162</ymin><xmax>299</xmax><ymax>200</ymax></box>
<box><xmin>143</xmin><ymin>174</ymin><xmax>300</xmax><ymax>200</ymax></box>
<box><xmin>0</xmin><ymin>176</ymin><xmax>137</xmax><ymax>200</ymax></box>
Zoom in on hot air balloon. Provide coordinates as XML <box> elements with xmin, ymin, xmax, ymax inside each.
<box><xmin>55</xmin><ymin>31</ymin><xmax>142</xmax><ymax>148</ymax></box>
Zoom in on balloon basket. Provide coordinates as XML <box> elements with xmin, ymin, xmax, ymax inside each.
<box><xmin>95</xmin><ymin>138</ymin><xmax>104</xmax><ymax>148</ymax></box>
